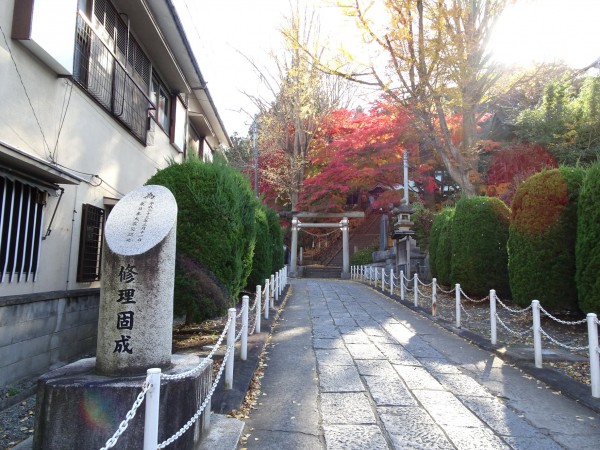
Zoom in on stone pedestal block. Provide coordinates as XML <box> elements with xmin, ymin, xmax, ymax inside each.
<box><xmin>33</xmin><ymin>355</ymin><xmax>211</xmax><ymax>450</ymax></box>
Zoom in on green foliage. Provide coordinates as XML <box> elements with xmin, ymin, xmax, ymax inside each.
<box><xmin>516</xmin><ymin>76</ymin><xmax>600</xmax><ymax>165</ymax></box>
<box><xmin>265</xmin><ymin>207</ymin><xmax>284</xmax><ymax>273</ymax></box>
<box><xmin>411</xmin><ymin>203</ymin><xmax>435</xmax><ymax>252</ymax></box>
<box><xmin>450</xmin><ymin>197</ymin><xmax>511</xmax><ymax>297</ymax></box>
<box><xmin>508</xmin><ymin>167</ymin><xmax>584</xmax><ymax>310</ymax></box>
<box><xmin>429</xmin><ymin>208</ymin><xmax>454</xmax><ymax>286</ymax></box>
<box><xmin>146</xmin><ymin>157</ymin><xmax>257</xmax><ymax>321</ymax></box>
<box><xmin>350</xmin><ymin>244</ymin><xmax>378</xmax><ymax>266</ymax></box>
<box><xmin>174</xmin><ymin>255</ymin><xmax>230</xmax><ymax>323</ymax></box>
<box><xmin>247</xmin><ymin>206</ymin><xmax>272</xmax><ymax>288</ymax></box>
<box><xmin>576</xmin><ymin>162</ymin><xmax>600</xmax><ymax>313</ymax></box>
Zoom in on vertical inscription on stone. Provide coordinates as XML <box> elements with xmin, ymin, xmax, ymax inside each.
<box><xmin>96</xmin><ymin>185</ymin><xmax>177</xmax><ymax>376</ymax></box>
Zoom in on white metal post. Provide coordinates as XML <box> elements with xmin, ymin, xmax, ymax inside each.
<box><xmin>490</xmin><ymin>289</ymin><xmax>497</xmax><ymax>345</ymax></box>
<box><xmin>381</xmin><ymin>268</ymin><xmax>385</xmax><ymax>291</ymax></box>
<box><xmin>290</xmin><ymin>217</ymin><xmax>299</xmax><ymax>276</ymax></box>
<box><xmin>389</xmin><ymin>268</ymin><xmax>394</xmax><ymax>295</ymax></box>
<box><xmin>270</xmin><ymin>275</ymin><xmax>275</xmax><ymax>308</ymax></box>
<box><xmin>532</xmin><ymin>300</ymin><xmax>542</xmax><ymax>368</ymax></box>
<box><xmin>241</xmin><ymin>296</ymin><xmax>248</xmax><ymax>361</ymax></box>
<box><xmin>400</xmin><ymin>270</ymin><xmax>405</xmax><ymax>301</ymax></box>
<box><xmin>432</xmin><ymin>278</ymin><xmax>437</xmax><ymax>317</ymax></box>
<box><xmin>455</xmin><ymin>284</ymin><xmax>461</xmax><ymax>328</ymax></box>
<box><xmin>143</xmin><ymin>368</ymin><xmax>161</xmax><ymax>450</ymax></box>
<box><xmin>280</xmin><ymin>269</ymin><xmax>284</xmax><ymax>294</ymax></box>
<box><xmin>264</xmin><ymin>279</ymin><xmax>269</xmax><ymax>320</ymax></box>
<box><xmin>225</xmin><ymin>308</ymin><xmax>236</xmax><ymax>389</ymax></box>
<box><xmin>255</xmin><ymin>285</ymin><xmax>262</xmax><ymax>333</ymax></box>
<box><xmin>588</xmin><ymin>313</ymin><xmax>600</xmax><ymax>398</ymax></box>
<box><xmin>413</xmin><ymin>273</ymin><xmax>418</xmax><ymax>307</ymax></box>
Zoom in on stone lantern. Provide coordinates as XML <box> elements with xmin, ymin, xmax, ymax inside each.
<box><xmin>392</xmin><ymin>203</ymin><xmax>415</xmax><ymax>276</ymax></box>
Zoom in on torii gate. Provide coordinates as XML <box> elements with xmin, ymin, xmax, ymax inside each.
<box><xmin>289</xmin><ymin>212</ymin><xmax>365</xmax><ymax>279</ymax></box>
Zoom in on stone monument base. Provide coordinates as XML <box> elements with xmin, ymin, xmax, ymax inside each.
<box><xmin>33</xmin><ymin>354</ymin><xmax>211</xmax><ymax>450</ymax></box>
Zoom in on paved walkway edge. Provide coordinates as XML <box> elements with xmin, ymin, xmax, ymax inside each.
<box><xmin>364</xmin><ymin>282</ymin><xmax>600</xmax><ymax>414</ymax></box>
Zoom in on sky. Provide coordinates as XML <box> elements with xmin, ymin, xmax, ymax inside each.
<box><xmin>173</xmin><ymin>0</ymin><xmax>600</xmax><ymax>139</ymax></box>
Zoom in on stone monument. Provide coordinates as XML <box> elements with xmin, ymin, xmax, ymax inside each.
<box><xmin>96</xmin><ymin>185</ymin><xmax>176</xmax><ymax>375</ymax></box>
<box><xmin>33</xmin><ymin>185</ymin><xmax>212</xmax><ymax>449</ymax></box>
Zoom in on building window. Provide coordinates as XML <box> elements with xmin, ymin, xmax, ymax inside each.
<box><xmin>150</xmin><ymin>75</ymin><xmax>171</xmax><ymax>132</ymax></box>
<box><xmin>77</xmin><ymin>204</ymin><xmax>105</xmax><ymax>282</ymax></box>
<box><xmin>73</xmin><ymin>0</ymin><xmax>151</xmax><ymax>143</ymax></box>
<box><xmin>0</xmin><ymin>176</ymin><xmax>46</xmax><ymax>283</ymax></box>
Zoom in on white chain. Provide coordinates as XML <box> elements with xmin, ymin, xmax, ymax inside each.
<box><xmin>539</xmin><ymin>326</ymin><xmax>589</xmax><ymax>351</ymax></box>
<box><xmin>495</xmin><ymin>297</ymin><xmax>532</xmax><ymax>314</ymax></box>
<box><xmin>539</xmin><ymin>305</ymin><xmax>587</xmax><ymax>326</ymax></box>
<box><xmin>249</xmin><ymin>295</ymin><xmax>258</xmax><ymax>312</ymax></box>
<box><xmin>162</xmin><ymin>317</ymin><xmax>232</xmax><ymax>381</ymax></box>
<box><xmin>596</xmin><ymin>317</ymin><xmax>600</xmax><ymax>326</ymax></box>
<box><xmin>436</xmin><ymin>282</ymin><xmax>456</xmax><ymax>294</ymax></box>
<box><xmin>417</xmin><ymin>278</ymin><xmax>433</xmax><ymax>287</ymax></box>
<box><xmin>100</xmin><ymin>378</ymin><xmax>151</xmax><ymax>450</ymax></box>
<box><xmin>235</xmin><ymin>326</ymin><xmax>244</xmax><ymax>342</ymax></box>
<box><xmin>460</xmin><ymin>302</ymin><xmax>472</xmax><ymax>319</ymax></box>
<box><xmin>248</xmin><ymin>314</ymin><xmax>258</xmax><ymax>336</ymax></box>
<box><xmin>460</xmin><ymin>288</ymin><xmax>489</xmax><ymax>303</ymax></box>
<box><xmin>158</xmin><ymin>345</ymin><xmax>233</xmax><ymax>448</ymax></box>
<box><xmin>495</xmin><ymin>314</ymin><xmax>532</xmax><ymax>337</ymax></box>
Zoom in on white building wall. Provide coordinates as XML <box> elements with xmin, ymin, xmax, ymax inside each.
<box><xmin>0</xmin><ymin>0</ymin><xmax>183</xmax><ymax>297</ymax></box>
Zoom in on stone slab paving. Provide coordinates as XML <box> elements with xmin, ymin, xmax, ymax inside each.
<box><xmin>241</xmin><ymin>279</ymin><xmax>600</xmax><ymax>449</ymax></box>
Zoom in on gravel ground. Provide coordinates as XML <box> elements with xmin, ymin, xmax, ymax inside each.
<box><xmin>1</xmin><ymin>389</ymin><xmax>36</xmax><ymax>450</ymax></box>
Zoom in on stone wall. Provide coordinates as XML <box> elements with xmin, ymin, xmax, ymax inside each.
<box><xmin>0</xmin><ymin>289</ymin><xmax>99</xmax><ymax>387</ymax></box>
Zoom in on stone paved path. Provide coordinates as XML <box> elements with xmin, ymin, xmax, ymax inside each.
<box><xmin>240</xmin><ymin>279</ymin><xmax>600</xmax><ymax>449</ymax></box>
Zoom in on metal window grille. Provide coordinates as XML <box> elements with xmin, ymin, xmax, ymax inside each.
<box><xmin>0</xmin><ymin>176</ymin><xmax>45</xmax><ymax>283</ymax></box>
<box><xmin>77</xmin><ymin>204</ymin><xmax>105</xmax><ymax>282</ymax></box>
<box><xmin>73</xmin><ymin>5</ymin><xmax>151</xmax><ymax>143</ymax></box>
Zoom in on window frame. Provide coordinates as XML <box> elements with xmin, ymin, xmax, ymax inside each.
<box><xmin>76</xmin><ymin>203</ymin><xmax>105</xmax><ymax>282</ymax></box>
<box><xmin>0</xmin><ymin>174</ymin><xmax>46</xmax><ymax>283</ymax></box>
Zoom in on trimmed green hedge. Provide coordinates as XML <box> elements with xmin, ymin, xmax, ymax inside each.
<box><xmin>432</xmin><ymin>208</ymin><xmax>454</xmax><ymax>286</ymax></box>
<box><xmin>265</xmin><ymin>207</ymin><xmax>284</xmax><ymax>274</ymax></box>
<box><xmin>450</xmin><ymin>197</ymin><xmax>511</xmax><ymax>297</ymax></box>
<box><xmin>247</xmin><ymin>205</ymin><xmax>272</xmax><ymax>288</ymax></box>
<box><xmin>576</xmin><ymin>162</ymin><xmax>600</xmax><ymax>313</ymax></box>
<box><xmin>509</xmin><ymin>167</ymin><xmax>584</xmax><ymax>310</ymax></box>
<box><xmin>146</xmin><ymin>157</ymin><xmax>257</xmax><ymax>322</ymax></box>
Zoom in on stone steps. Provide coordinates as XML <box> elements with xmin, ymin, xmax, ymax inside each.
<box><xmin>303</xmin><ymin>266</ymin><xmax>343</xmax><ymax>279</ymax></box>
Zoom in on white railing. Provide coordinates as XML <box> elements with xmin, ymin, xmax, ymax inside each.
<box><xmin>351</xmin><ymin>264</ymin><xmax>600</xmax><ymax>399</ymax></box>
<box><xmin>100</xmin><ymin>265</ymin><xmax>289</xmax><ymax>450</ymax></box>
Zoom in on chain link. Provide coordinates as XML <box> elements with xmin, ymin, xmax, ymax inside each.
<box><xmin>158</xmin><ymin>345</ymin><xmax>233</xmax><ymax>448</ymax></box>
<box><xmin>460</xmin><ymin>302</ymin><xmax>472</xmax><ymax>320</ymax></box>
<box><xmin>162</xmin><ymin>317</ymin><xmax>232</xmax><ymax>381</ymax></box>
<box><xmin>495</xmin><ymin>296</ymin><xmax>532</xmax><ymax>314</ymax></box>
<box><xmin>460</xmin><ymin>288</ymin><xmax>489</xmax><ymax>303</ymax></box>
<box><xmin>539</xmin><ymin>326</ymin><xmax>589</xmax><ymax>351</ymax></box>
<box><xmin>100</xmin><ymin>378</ymin><xmax>151</xmax><ymax>450</ymax></box>
<box><xmin>538</xmin><ymin>305</ymin><xmax>588</xmax><ymax>326</ymax></box>
<box><xmin>495</xmin><ymin>313</ymin><xmax>532</xmax><ymax>337</ymax></box>
<box><xmin>436</xmin><ymin>282</ymin><xmax>456</xmax><ymax>294</ymax></box>
<box><xmin>417</xmin><ymin>278</ymin><xmax>433</xmax><ymax>287</ymax></box>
